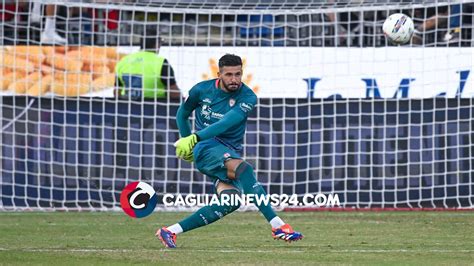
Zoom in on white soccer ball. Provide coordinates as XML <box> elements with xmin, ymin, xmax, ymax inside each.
<box><xmin>382</xmin><ymin>13</ymin><xmax>414</xmax><ymax>45</ymax></box>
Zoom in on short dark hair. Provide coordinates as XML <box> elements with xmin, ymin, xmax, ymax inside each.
<box><xmin>218</xmin><ymin>54</ymin><xmax>242</xmax><ymax>68</ymax></box>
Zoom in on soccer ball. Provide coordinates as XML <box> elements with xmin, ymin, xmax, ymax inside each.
<box><xmin>382</xmin><ymin>13</ymin><xmax>414</xmax><ymax>45</ymax></box>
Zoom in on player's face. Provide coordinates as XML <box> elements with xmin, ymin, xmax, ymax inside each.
<box><xmin>218</xmin><ymin>65</ymin><xmax>242</xmax><ymax>92</ymax></box>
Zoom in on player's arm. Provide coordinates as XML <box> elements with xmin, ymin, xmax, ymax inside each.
<box><xmin>175</xmin><ymin>95</ymin><xmax>256</xmax><ymax>158</ymax></box>
<box><xmin>195</xmin><ymin>96</ymin><xmax>257</xmax><ymax>141</ymax></box>
<box><xmin>175</xmin><ymin>105</ymin><xmax>249</xmax><ymax>159</ymax></box>
<box><xmin>175</xmin><ymin>87</ymin><xmax>201</xmax><ymax>161</ymax></box>
<box><xmin>176</xmin><ymin>86</ymin><xmax>200</xmax><ymax>138</ymax></box>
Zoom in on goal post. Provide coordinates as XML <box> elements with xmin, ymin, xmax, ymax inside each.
<box><xmin>0</xmin><ymin>0</ymin><xmax>473</xmax><ymax>211</ymax></box>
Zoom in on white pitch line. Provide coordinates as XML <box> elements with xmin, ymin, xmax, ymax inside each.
<box><xmin>0</xmin><ymin>248</ymin><xmax>472</xmax><ymax>254</ymax></box>
<box><xmin>328</xmin><ymin>249</ymin><xmax>474</xmax><ymax>253</ymax></box>
<box><xmin>0</xmin><ymin>248</ymin><xmax>302</xmax><ymax>254</ymax></box>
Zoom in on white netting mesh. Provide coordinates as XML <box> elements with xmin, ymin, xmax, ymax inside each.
<box><xmin>0</xmin><ymin>0</ymin><xmax>473</xmax><ymax>211</ymax></box>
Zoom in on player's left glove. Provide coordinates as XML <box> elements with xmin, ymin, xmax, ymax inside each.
<box><xmin>175</xmin><ymin>134</ymin><xmax>199</xmax><ymax>159</ymax></box>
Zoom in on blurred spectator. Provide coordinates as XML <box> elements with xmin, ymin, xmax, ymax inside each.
<box><xmin>412</xmin><ymin>4</ymin><xmax>463</xmax><ymax>45</ymax></box>
<box><xmin>465</xmin><ymin>3</ymin><xmax>474</xmax><ymax>46</ymax></box>
<box><xmin>1</xmin><ymin>1</ymin><xmax>17</xmax><ymax>22</ymax></box>
<box><xmin>325</xmin><ymin>0</ymin><xmax>377</xmax><ymax>47</ymax></box>
<box><xmin>30</xmin><ymin>2</ymin><xmax>67</xmax><ymax>44</ymax></box>
<box><xmin>325</xmin><ymin>0</ymin><xmax>349</xmax><ymax>46</ymax></box>
<box><xmin>114</xmin><ymin>36</ymin><xmax>181</xmax><ymax>100</ymax></box>
<box><xmin>326</xmin><ymin>11</ymin><xmax>348</xmax><ymax>46</ymax></box>
<box><xmin>442</xmin><ymin>4</ymin><xmax>461</xmax><ymax>42</ymax></box>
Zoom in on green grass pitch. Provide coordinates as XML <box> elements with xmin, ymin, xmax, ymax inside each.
<box><xmin>0</xmin><ymin>211</ymin><xmax>473</xmax><ymax>265</ymax></box>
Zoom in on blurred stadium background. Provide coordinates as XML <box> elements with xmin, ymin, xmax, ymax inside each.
<box><xmin>1</xmin><ymin>0</ymin><xmax>473</xmax><ymax>264</ymax></box>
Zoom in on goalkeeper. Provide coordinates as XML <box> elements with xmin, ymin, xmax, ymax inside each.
<box><xmin>156</xmin><ymin>54</ymin><xmax>303</xmax><ymax>248</ymax></box>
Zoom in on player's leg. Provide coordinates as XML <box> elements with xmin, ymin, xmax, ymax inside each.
<box><xmin>224</xmin><ymin>159</ymin><xmax>278</xmax><ymax>222</ymax></box>
<box><xmin>156</xmin><ymin>139</ymin><xmax>242</xmax><ymax>248</ymax></box>
<box><xmin>225</xmin><ymin>159</ymin><xmax>303</xmax><ymax>242</ymax></box>
<box><xmin>156</xmin><ymin>181</ymin><xmax>241</xmax><ymax>248</ymax></box>
<box><xmin>178</xmin><ymin>181</ymin><xmax>241</xmax><ymax>230</ymax></box>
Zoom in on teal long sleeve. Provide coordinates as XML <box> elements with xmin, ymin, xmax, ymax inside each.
<box><xmin>176</xmin><ymin>102</ymin><xmax>195</xmax><ymax>137</ymax></box>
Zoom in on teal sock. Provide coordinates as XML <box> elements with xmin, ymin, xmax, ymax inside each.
<box><xmin>178</xmin><ymin>189</ymin><xmax>240</xmax><ymax>233</ymax></box>
<box><xmin>236</xmin><ymin>162</ymin><xmax>277</xmax><ymax>222</ymax></box>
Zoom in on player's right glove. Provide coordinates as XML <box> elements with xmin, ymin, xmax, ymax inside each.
<box><xmin>182</xmin><ymin>152</ymin><xmax>194</xmax><ymax>163</ymax></box>
<box><xmin>174</xmin><ymin>134</ymin><xmax>199</xmax><ymax>159</ymax></box>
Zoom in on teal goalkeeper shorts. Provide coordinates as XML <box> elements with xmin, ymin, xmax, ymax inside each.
<box><xmin>193</xmin><ymin>138</ymin><xmax>243</xmax><ymax>193</ymax></box>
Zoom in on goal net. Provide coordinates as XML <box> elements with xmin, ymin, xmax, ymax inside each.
<box><xmin>1</xmin><ymin>0</ymin><xmax>473</xmax><ymax>211</ymax></box>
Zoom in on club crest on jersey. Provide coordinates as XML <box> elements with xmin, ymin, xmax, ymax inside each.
<box><xmin>223</xmin><ymin>153</ymin><xmax>231</xmax><ymax>158</ymax></box>
<box><xmin>229</xmin><ymin>98</ymin><xmax>235</xmax><ymax>107</ymax></box>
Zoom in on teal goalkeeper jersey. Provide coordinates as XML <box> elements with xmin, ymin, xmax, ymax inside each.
<box><xmin>176</xmin><ymin>79</ymin><xmax>257</xmax><ymax>151</ymax></box>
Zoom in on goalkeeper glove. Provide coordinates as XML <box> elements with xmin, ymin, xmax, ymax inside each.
<box><xmin>182</xmin><ymin>152</ymin><xmax>194</xmax><ymax>163</ymax></box>
<box><xmin>174</xmin><ymin>134</ymin><xmax>199</xmax><ymax>159</ymax></box>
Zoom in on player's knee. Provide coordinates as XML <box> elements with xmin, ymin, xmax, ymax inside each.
<box><xmin>235</xmin><ymin>161</ymin><xmax>254</xmax><ymax>180</ymax></box>
<box><xmin>225</xmin><ymin>159</ymin><xmax>243</xmax><ymax>180</ymax></box>
<box><xmin>219</xmin><ymin>189</ymin><xmax>241</xmax><ymax>214</ymax></box>
<box><xmin>227</xmin><ymin>168</ymin><xmax>236</xmax><ymax>180</ymax></box>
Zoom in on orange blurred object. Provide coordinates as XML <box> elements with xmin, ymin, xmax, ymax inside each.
<box><xmin>27</xmin><ymin>75</ymin><xmax>54</xmax><ymax>96</ymax></box>
<box><xmin>6</xmin><ymin>46</ymin><xmax>46</xmax><ymax>64</ymax></box>
<box><xmin>51</xmin><ymin>73</ymin><xmax>93</xmax><ymax>96</ymax></box>
<box><xmin>0</xmin><ymin>51</ymin><xmax>36</xmax><ymax>73</ymax></box>
<box><xmin>8</xmin><ymin>72</ymin><xmax>43</xmax><ymax>94</ymax></box>
<box><xmin>46</xmin><ymin>53</ymin><xmax>83</xmax><ymax>72</ymax></box>
<box><xmin>92</xmin><ymin>73</ymin><xmax>116</xmax><ymax>91</ymax></box>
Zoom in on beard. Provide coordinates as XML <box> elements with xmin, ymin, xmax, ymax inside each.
<box><xmin>221</xmin><ymin>79</ymin><xmax>241</xmax><ymax>92</ymax></box>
